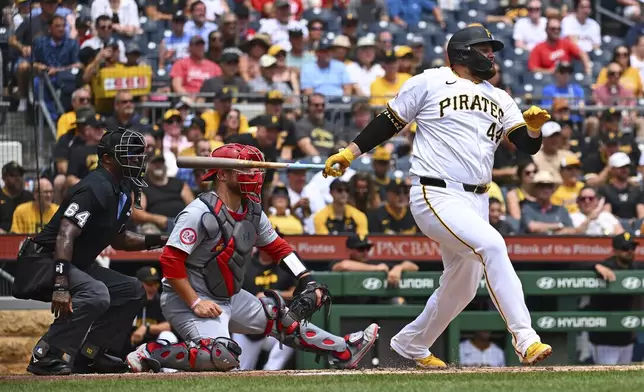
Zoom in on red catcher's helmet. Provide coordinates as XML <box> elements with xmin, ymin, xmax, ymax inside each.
<box><xmin>201</xmin><ymin>143</ymin><xmax>266</xmax><ymax>203</ymax></box>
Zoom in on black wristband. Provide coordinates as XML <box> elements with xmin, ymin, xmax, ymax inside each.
<box><xmin>145</xmin><ymin>234</ymin><xmax>165</xmax><ymax>250</ymax></box>
<box><xmin>294</xmin><ymin>272</ymin><xmax>314</xmax><ymax>295</ymax></box>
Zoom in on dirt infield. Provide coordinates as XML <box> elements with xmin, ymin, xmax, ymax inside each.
<box><xmin>2</xmin><ymin>365</ymin><xmax>644</xmax><ymax>382</ymax></box>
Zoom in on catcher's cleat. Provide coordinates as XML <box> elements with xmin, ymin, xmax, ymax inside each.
<box><xmin>127</xmin><ymin>343</ymin><xmax>158</xmax><ymax>373</ymax></box>
<box><xmin>415</xmin><ymin>354</ymin><xmax>447</xmax><ymax>369</ymax></box>
<box><xmin>522</xmin><ymin>342</ymin><xmax>552</xmax><ymax>365</ymax></box>
<box><xmin>331</xmin><ymin>323</ymin><xmax>380</xmax><ymax>369</ymax></box>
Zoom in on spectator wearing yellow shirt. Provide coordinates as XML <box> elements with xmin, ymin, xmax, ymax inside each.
<box><xmin>595</xmin><ymin>46</ymin><xmax>643</xmax><ymax>97</ymax></box>
<box><xmin>370</xmin><ymin>51</ymin><xmax>411</xmax><ymax>107</ymax></box>
<box><xmin>56</xmin><ymin>87</ymin><xmax>91</xmax><ymax>140</ymax></box>
<box><xmin>179</xmin><ymin>117</ymin><xmax>223</xmax><ymax>157</ymax></box>
<box><xmin>552</xmin><ymin>155</ymin><xmax>585</xmax><ymax>213</ymax></box>
<box><xmin>11</xmin><ymin>178</ymin><xmax>59</xmax><ymax>234</ymax></box>
<box><xmin>268</xmin><ymin>186</ymin><xmax>304</xmax><ymax>235</ymax></box>
<box><xmin>201</xmin><ymin>87</ymin><xmax>249</xmax><ymax>140</ymax></box>
<box><xmin>313</xmin><ymin>179</ymin><xmax>369</xmax><ymax>237</ymax></box>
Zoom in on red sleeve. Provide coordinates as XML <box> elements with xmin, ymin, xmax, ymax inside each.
<box><xmin>293</xmin><ymin>0</ymin><xmax>303</xmax><ymax>18</ymax></box>
<box><xmin>259</xmin><ymin>236</ymin><xmax>294</xmax><ymax>263</ymax></box>
<box><xmin>527</xmin><ymin>44</ymin><xmax>542</xmax><ymax>71</ymax></box>
<box><xmin>160</xmin><ymin>245</ymin><xmax>189</xmax><ymax>279</ymax></box>
<box><xmin>251</xmin><ymin>0</ymin><xmax>267</xmax><ymax>12</ymax></box>
<box><xmin>169</xmin><ymin>59</ymin><xmax>185</xmax><ymax>78</ymax></box>
<box><xmin>565</xmin><ymin>38</ymin><xmax>582</xmax><ymax>60</ymax></box>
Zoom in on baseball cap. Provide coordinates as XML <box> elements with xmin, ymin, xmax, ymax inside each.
<box><xmin>173</xmin><ymin>12</ymin><xmax>187</xmax><ymax>22</ymax></box>
<box><xmin>332</xmin><ymin>35</ymin><xmax>351</xmax><ymax>49</ymax></box>
<box><xmin>382</xmin><ymin>50</ymin><xmax>398</xmax><ymax>63</ymax></box>
<box><xmin>556</xmin><ymin>62</ymin><xmax>573</xmax><ymax>73</ymax></box>
<box><xmin>346</xmin><ymin>234</ymin><xmax>372</xmax><ymax>250</ymax></box>
<box><xmin>541</xmin><ymin>121</ymin><xmax>562</xmax><ymax>138</ymax></box>
<box><xmin>215</xmin><ymin>87</ymin><xmax>233</xmax><ymax>100</ymax></box>
<box><xmin>608</xmin><ymin>152</ymin><xmax>631</xmax><ymax>168</ymax></box>
<box><xmin>2</xmin><ymin>161</ymin><xmax>24</xmax><ymax>176</ymax></box>
<box><xmin>75</xmin><ymin>15</ymin><xmax>92</xmax><ymax>30</ymax></box>
<box><xmin>395</xmin><ymin>45</ymin><xmax>414</xmax><ymax>58</ymax></box>
<box><xmin>105</xmin><ymin>37</ymin><xmax>120</xmax><ymax>48</ymax></box>
<box><xmin>386</xmin><ymin>178</ymin><xmax>409</xmax><ymax>193</ymax></box>
<box><xmin>288</xmin><ymin>27</ymin><xmax>304</xmax><ymax>38</ymax></box>
<box><xmin>560</xmin><ymin>155</ymin><xmax>581</xmax><ymax>168</ymax></box>
<box><xmin>317</xmin><ymin>38</ymin><xmax>332</xmax><ymax>51</ymax></box>
<box><xmin>330</xmin><ymin>178</ymin><xmax>349</xmax><ymax>191</ymax></box>
<box><xmin>149</xmin><ymin>153</ymin><xmax>165</xmax><ymax>163</ymax></box>
<box><xmin>76</xmin><ymin>107</ymin><xmax>106</xmax><ymax>128</ymax></box>
<box><xmin>613</xmin><ymin>232</ymin><xmax>639</xmax><ymax>251</ymax></box>
<box><xmin>255</xmin><ymin>114</ymin><xmax>281</xmax><ymax>129</ymax></box>
<box><xmin>220</xmin><ymin>48</ymin><xmax>242</xmax><ymax>63</ymax></box>
<box><xmin>601</xmin><ymin>131</ymin><xmax>621</xmax><ymax>145</ymax></box>
<box><xmin>190</xmin><ymin>35</ymin><xmax>206</xmax><ymax>45</ymax></box>
<box><xmin>533</xmin><ymin>170</ymin><xmax>559</xmax><ymax>185</ymax></box>
<box><xmin>372</xmin><ymin>146</ymin><xmax>391</xmax><ymax>162</ymax></box>
<box><xmin>602</xmin><ymin>108</ymin><xmax>620</xmax><ymax>122</ymax></box>
<box><xmin>266</xmin><ymin>90</ymin><xmax>285</xmax><ymax>104</ymax></box>
<box><xmin>188</xmin><ymin>117</ymin><xmax>206</xmax><ymax>133</ymax></box>
<box><xmin>260</xmin><ymin>54</ymin><xmax>278</xmax><ymax>68</ymax></box>
<box><xmin>275</xmin><ymin>0</ymin><xmax>289</xmax><ymax>8</ymax></box>
<box><xmin>357</xmin><ymin>36</ymin><xmax>376</xmax><ymax>47</ymax></box>
<box><xmin>272</xmin><ymin>185</ymin><xmax>289</xmax><ymax>198</ymax></box>
<box><xmin>125</xmin><ymin>42</ymin><xmax>142</xmax><ymax>55</ymax></box>
<box><xmin>341</xmin><ymin>13</ymin><xmax>358</xmax><ymax>26</ymax></box>
<box><xmin>163</xmin><ymin>109</ymin><xmax>182</xmax><ymax>121</ymax></box>
<box><xmin>268</xmin><ymin>44</ymin><xmax>286</xmax><ymax>57</ymax></box>
<box><xmin>408</xmin><ymin>35</ymin><xmax>424</xmax><ymax>47</ymax></box>
<box><xmin>136</xmin><ymin>266</ymin><xmax>161</xmax><ymax>283</ymax></box>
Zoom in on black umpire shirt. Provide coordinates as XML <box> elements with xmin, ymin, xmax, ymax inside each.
<box><xmin>33</xmin><ymin>166</ymin><xmax>134</xmax><ymax>270</ymax></box>
<box><xmin>0</xmin><ymin>188</ymin><xmax>34</xmax><ymax>232</ymax></box>
<box><xmin>587</xmin><ymin>256</ymin><xmax>640</xmax><ymax>346</ymax></box>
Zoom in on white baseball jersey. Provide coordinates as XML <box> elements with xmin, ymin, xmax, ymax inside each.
<box><xmin>164</xmin><ymin>194</ymin><xmax>278</xmax><ymax>296</ymax></box>
<box><xmin>459</xmin><ymin>339</ymin><xmax>506</xmax><ymax>367</ymax></box>
<box><xmin>387</xmin><ymin>66</ymin><xmax>526</xmax><ymax>185</ymax></box>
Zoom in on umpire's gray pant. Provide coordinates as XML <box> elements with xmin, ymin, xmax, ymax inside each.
<box><xmin>42</xmin><ymin>261</ymin><xmax>146</xmax><ymax>356</ymax></box>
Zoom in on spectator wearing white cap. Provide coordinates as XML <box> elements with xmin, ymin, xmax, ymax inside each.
<box><xmin>248</xmin><ymin>54</ymin><xmax>294</xmax><ymax>95</ymax></box>
<box><xmin>346</xmin><ymin>36</ymin><xmax>385</xmax><ymax>96</ymax></box>
<box><xmin>532</xmin><ymin>121</ymin><xmax>576</xmax><ymax>183</ymax></box>
<box><xmin>520</xmin><ymin>171</ymin><xmax>577</xmax><ymax>235</ymax></box>
<box><xmin>598</xmin><ymin>152</ymin><xmax>644</xmax><ymax>223</ymax></box>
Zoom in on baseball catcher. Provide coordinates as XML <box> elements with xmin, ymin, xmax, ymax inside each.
<box><xmin>127</xmin><ymin>143</ymin><xmax>379</xmax><ymax>372</ymax></box>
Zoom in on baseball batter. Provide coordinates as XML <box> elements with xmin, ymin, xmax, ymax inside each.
<box><xmin>127</xmin><ymin>143</ymin><xmax>378</xmax><ymax>373</ymax></box>
<box><xmin>323</xmin><ymin>25</ymin><xmax>553</xmax><ymax>367</ymax></box>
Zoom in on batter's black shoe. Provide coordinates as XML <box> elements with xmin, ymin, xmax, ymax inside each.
<box><xmin>27</xmin><ymin>354</ymin><xmax>72</xmax><ymax>376</ymax></box>
<box><xmin>72</xmin><ymin>352</ymin><xmax>129</xmax><ymax>374</ymax></box>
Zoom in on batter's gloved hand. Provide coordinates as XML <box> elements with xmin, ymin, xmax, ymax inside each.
<box><xmin>323</xmin><ymin>149</ymin><xmax>355</xmax><ymax>178</ymax></box>
<box><xmin>288</xmin><ymin>281</ymin><xmax>331</xmax><ymax>324</ymax></box>
<box><xmin>522</xmin><ymin>106</ymin><xmax>551</xmax><ymax>131</ymax></box>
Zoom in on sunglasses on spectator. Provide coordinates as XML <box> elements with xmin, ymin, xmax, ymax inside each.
<box><xmin>578</xmin><ymin>196</ymin><xmax>596</xmax><ymax>202</ymax></box>
<box><xmin>524</xmin><ymin>170</ymin><xmax>537</xmax><ymax>175</ymax></box>
<box><xmin>608</xmin><ymin>70</ymin><xmax>621</xmax><ymax>76</ymax></box>
<box><xmin>118</xmin><ymin>99</ymin><xmax>134</xmax><ymax>104</ymax></box>
<box><xmin>616</xmin><ymin>51</ymin><xmax>629</xmax><ymax>56</ymax></box>
<box><xmin>78</xmin><ymin>97</ymin><xmax>90</xmax><ymax>103</ymax></box>
<box><xmin>548</xmin><ymin>27</ymin><xmax>561</xmax><ymax>32</ymax></box>
<box><xmin>165</xmin><ymin>118</ymin><xmax>181</xmax><ymax>124</ymax></box>
<box><xmin>528</xmin><ymin>7</ymin><xmax>541</xmax><ymax>11</ymax></box>
<box><xmin>311</xmin><ymin>103</ymin><xmax>325</xmax><ymax>108</ymax></box>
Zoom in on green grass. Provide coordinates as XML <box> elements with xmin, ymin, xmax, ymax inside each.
<box><xmin>3</xmin><ymin>371</ymin><xmax>644</xmax><ymax>392</ymax></box>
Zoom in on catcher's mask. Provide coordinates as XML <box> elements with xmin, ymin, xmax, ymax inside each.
<box><xmin>97</xmin><ymin>128</ymin><xmax>148</xmax><ymax>188</ymax></box>
<box><xmin>202</xmin><ymin>143</ymin><xmax>266</xmax><ymax>203</ymax></box>
<box><xmin>447</xmin><ymin>25</ymin><xmax>504</xmax><ymax>81</ymax></box>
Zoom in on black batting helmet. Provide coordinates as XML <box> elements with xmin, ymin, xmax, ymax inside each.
<box><xmin>447</xmin><ymin>25</ymin><xmax>504</xmax><ymax>81</ymax></box>
<box><xmin>97</xmin><ymin>128</ymin><xmax>148</xmax><ymax>188</ymax></box>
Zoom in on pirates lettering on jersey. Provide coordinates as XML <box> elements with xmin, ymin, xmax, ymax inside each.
<box><xmin>438</xmin><ymin>94</ymin><xmax>504</xmax><ymax>122</ymax></box>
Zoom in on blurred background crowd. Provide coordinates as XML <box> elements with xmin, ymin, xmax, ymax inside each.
<box><xmin>2</xmin><ymin>0</ymin><xmax>644</xmax><ymax>237</ymax></box>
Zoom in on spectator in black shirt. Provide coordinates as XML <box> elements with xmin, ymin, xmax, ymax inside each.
<box><xmin>249</xmin><ymin>91</ymin><xmax>297</xmax><ymax>160</ymax></box>
<box><xmin>586</xmin><ymin>233</ymin><xmax>641</xmax><ymax>365</ymax></box>
<box><xmin>489</xmin><ymin>197</ymin><xmax>516</xmax><ymax>236</ymax></box>
<box><xmin>583</xmin><ymin>131</ymin><xmax>623</xmax><ymax>187</ymax></box>
<box><xmin>66</xmin><ymin>110</ymin><xmax>106</xmax><ymax>188</ymax></box>
<box><xmin>371</xmin><ymin>146</ymin><xmax>392</xmax><ymax>201</ymax></box>
<box><xmin>368</xmin><ymin>179</ymin><xmax>418</xmax><ymax>234</ymax></box>
<box><xmin>134</xmin><ymin>154</ymin><xmax>194</xmax><ymax>234</ymax></box>
<box><xmin>125</xmin><ymin>266</ymin><xmax>176</xmax><ymax>356</ymax></box>
<box><xmin>293</xmin><ymin>94</ymin><xmax>336</xmax><ymax>159</ymax></box>
<box><xmin>9</xmin><ymin>0</ymin><xmax>59</xmax><ymax>112</ymax></box>
<box><xmin>0</xmin><ymin>162</ymin><xmax>34</xmax><ymax>232</ymax></box>
<box><xmin>598</xmin><ymin>152</ymin><xmax>644</xmax><ymax>224</ymax></box>
<box><xmin>493</xmin><ymin>138</ymin><xmax>533</xmax><ymax>187</ymax></box>
<box><xmin>199</xmin><ymin>48</ymin><xmax>249</xmax><ymax>101</ymax></box>
<box><xmin>146</xmin><ymin>0</ymin><xmax>187</xmax><ymax>21</ymax></box>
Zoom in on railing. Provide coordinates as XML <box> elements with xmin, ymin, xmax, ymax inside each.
<box><xmin>595</xmin><ymin>0</ymin><xmax>635</xmax><ymax>30</ymax></box>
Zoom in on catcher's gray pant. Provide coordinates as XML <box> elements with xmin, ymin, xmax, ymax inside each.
<box><xmin>592</xmin><ymin>344</ymin><xmax>634</xmax><ymax>365</ymax></box>
<box><xmin>161</xmin><ymin>289</ymin><xmax>268</xmax><ymax>339</ymax></box>
<box><xmin>43</xmin><ymin>262</ymin><xmax>146</xmax><ymax>355</ymax></box>
<box><xmin>232</xmin><ymin>334</ymin><xmax>295</xmax><ymax>370</ymax></box>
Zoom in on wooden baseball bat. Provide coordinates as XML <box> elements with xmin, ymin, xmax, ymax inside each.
<box><xmin>176</xmin><ymin>156</ymin><xmax>327</xmax><ymax>171</ymax></box>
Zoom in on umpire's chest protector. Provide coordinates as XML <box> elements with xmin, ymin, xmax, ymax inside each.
<box><xmin>195</xmin><ymin>193</ymin><xmax>262</xmax><ymax>299</ymax></box>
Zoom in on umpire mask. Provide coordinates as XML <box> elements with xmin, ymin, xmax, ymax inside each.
<box><xmin>98</xmin><ymin>128</ymin><xmax>149</xmax><ymax>188</ymax></box>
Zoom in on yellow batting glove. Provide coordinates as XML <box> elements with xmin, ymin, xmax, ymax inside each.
<box><xmin>522</xmin><ymin>105</ymin><xmax>551</xmax><ymax>132</ymax></box>
<box><xmin>323</xmin><ymin>149</ymin><xmax>355</xmax><ymax>178</ymax></box>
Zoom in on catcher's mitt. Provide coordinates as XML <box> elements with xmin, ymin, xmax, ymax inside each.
<box><xmin>288</xmin><ymin>281</ymin><xmax>331</xmax><ymax>324</ymax></box>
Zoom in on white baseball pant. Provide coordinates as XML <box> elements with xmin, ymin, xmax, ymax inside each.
<box><xmin>390</xmin><ymin>181</ymin><xmax>541</xmax><ymax>360</ymax></box>
<box><xmin>592</xmin><ymin>344</ymin><xmax>634</xmax><ymax>365</ymax></box>
<box><xmin>232</xmin><ymin>334</ymin><xmax>295</xmax><ymax>370</ymax></box>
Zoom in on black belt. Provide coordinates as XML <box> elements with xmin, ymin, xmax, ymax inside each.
<box><xmin>420</xmin><ymin>177</ymin><xmax>490</xmax><ymax>195</ymax></box>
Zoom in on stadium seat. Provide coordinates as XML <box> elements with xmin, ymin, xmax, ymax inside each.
<box><xmin>395</xmin><ymin>155</ymin><xmax>411</xmax><ymax>173</ymax></box>
<box><xmin>350</xmin><ymin>155</ymin><xmax>373</xmax><ymax>172</ymax></box>
<box><xmin>302</xmin><ymin>8</ymin><xmax>336</xmax><ymax>24</ymax></box>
